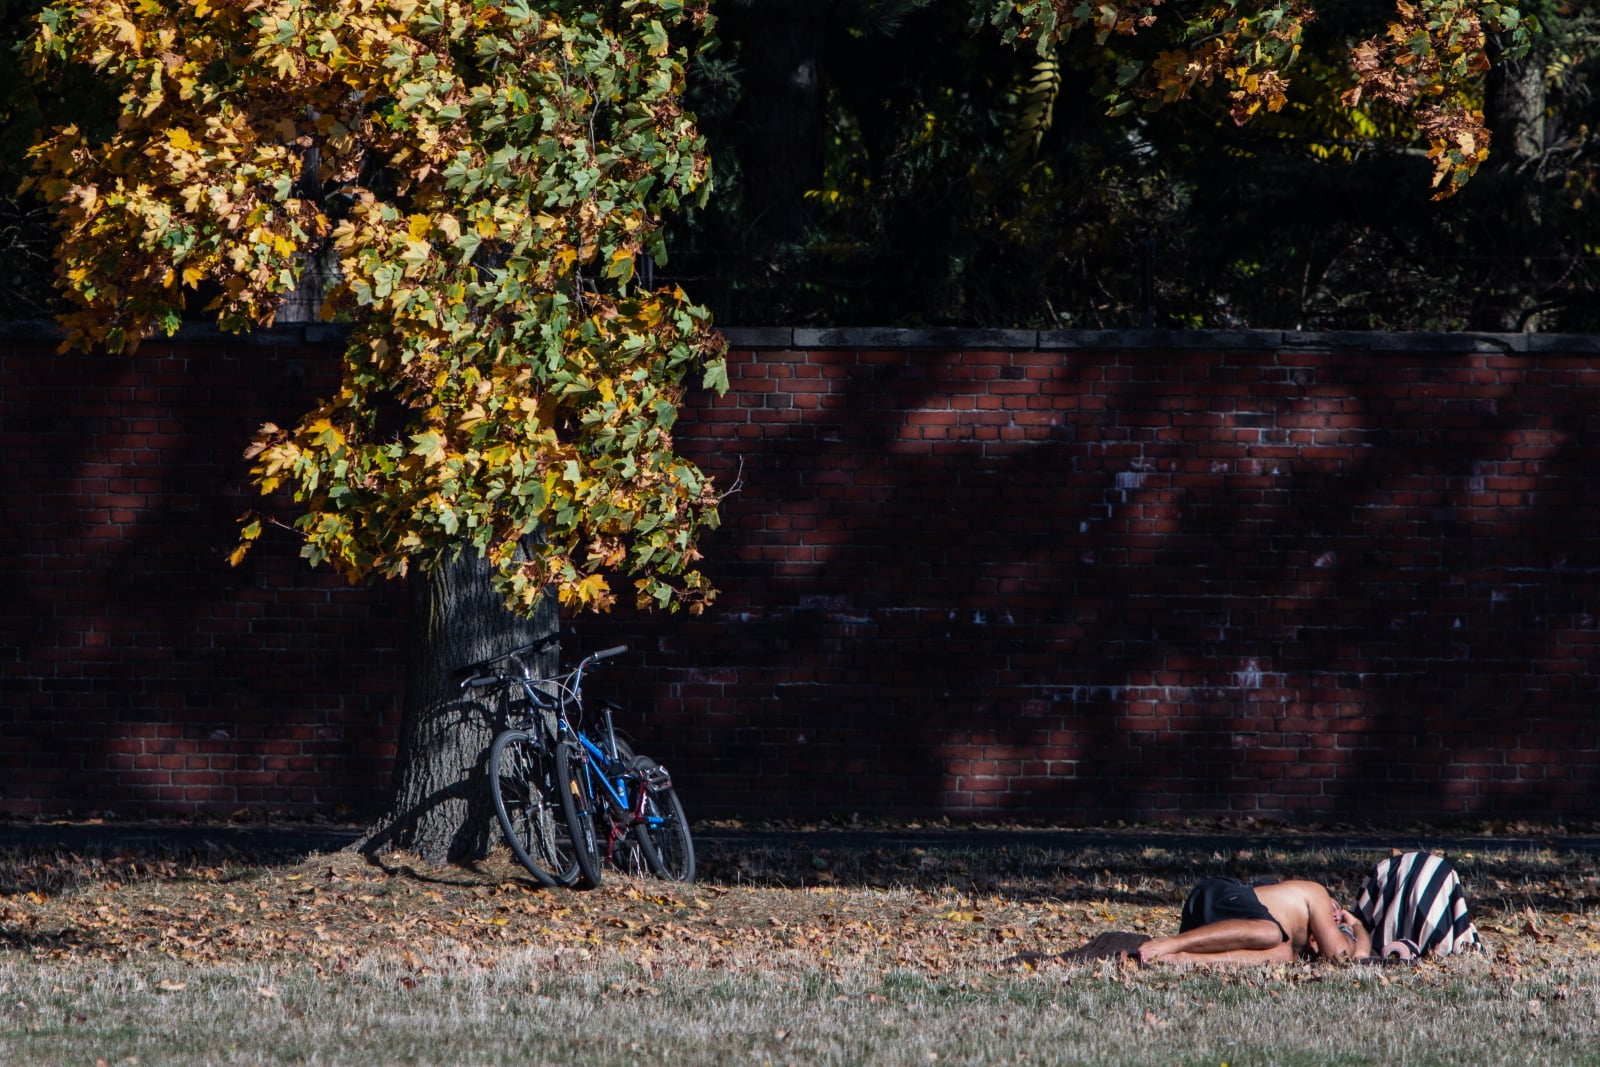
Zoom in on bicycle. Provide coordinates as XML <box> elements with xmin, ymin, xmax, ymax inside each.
<box><xmin>589</xmin><ymin>707</ymin><xmax>696</xmax><ymax>884</ymax></box>
<box><xmin>459</xmin><ymin>637</ymin><xmax>695</xmax><ymax>889</ymax></box>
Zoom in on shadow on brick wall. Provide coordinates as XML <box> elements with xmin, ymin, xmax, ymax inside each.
<box><xmin>582</xmin><ymin>339</ymin><xmax>1600</xmax><ymax>823</ymax></box>
<box><xmin>1</xmin><ymin>334</ymin><xmax>405</xmax><ymax>818</ymax></box>
<box><xmin>6</xmin><ymin>328</ymin><xmax>1599</xmax><ymax>823</ymax></box>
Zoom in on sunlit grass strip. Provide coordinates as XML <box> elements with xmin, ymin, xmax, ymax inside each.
<box><xmin>3</xmin><ymin>952</ymin><xmax>1600</xmax><ymax>1067</ymax></box>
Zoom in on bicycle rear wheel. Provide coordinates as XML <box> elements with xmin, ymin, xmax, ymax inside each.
<box><xmin>599</xmin><ymin>738</ymin><xmax>661</xmax><ymax>876</ymax></box>
<box><xmin>629</xmin><ymin>752</ymin><xmax>695</xmax><ymax>883</ymax></box>
<box><xmin>488</xmin><ymin>728</ymin><xmax>592</xmax><ymax>889</ymax></box>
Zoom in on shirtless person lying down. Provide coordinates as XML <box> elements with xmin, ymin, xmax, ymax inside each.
<box><xmin>1137</xmin><ymin>877</ymin><xmax>1372</xmax><ymax>966</ymax></box>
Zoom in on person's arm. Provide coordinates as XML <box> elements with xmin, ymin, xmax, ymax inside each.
<box><xmin>1304</xmin><ymin>887</ymin><xmax>1360</xmax><ymax>962</ymax></box>
<box><xmin>1138</xmin><ymin>919</ymin><xmax>1285</xmax><ymax>964</ymax></box>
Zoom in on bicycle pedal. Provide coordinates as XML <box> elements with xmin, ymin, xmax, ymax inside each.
<box><xmin>640</xmin><ymin>764</ymin><xmax>673</xmax><ymax>793</ymax></box>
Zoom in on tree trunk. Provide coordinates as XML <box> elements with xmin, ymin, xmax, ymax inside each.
<box><xmin>737</xmin><ymin>0</ymin><xmax>829</xmax><ymax>247</ymax></box>
<box><xmin>1483</xmin><ymin>36</ymin><xmax>1548</xmax><ymax>332</ymax></box>
<box><xmin>356</xmin><ymin>547</ymin><xmax>557</xmax><ymax>866</ymax></box>
<box><xmin>1486</xmin><ymin>51</ymin><xmax>1545</xmax><ymax>168</ymax></box>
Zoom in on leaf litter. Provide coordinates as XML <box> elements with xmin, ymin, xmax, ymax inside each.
<box><xmin>3</xmin><ymin>831</ymin><xmax>1598</xmax><ymax>986</ymax></box>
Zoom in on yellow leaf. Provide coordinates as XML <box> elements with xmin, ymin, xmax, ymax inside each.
<box><xmin>939</xmin><ymin>909</ymin><xmax>981</xmax><ymax>923</ymax></box>
<box><xmin>408</xmin><ymin>213</ymin><xmax>432</xmax><ymax>239</ymax></box>
<box><xmin>167</xmin><ymin>128</ymin><xmax>196</xmax><ymax>151</ymax></box>
<box><xmin>306</xmin><ymin>418</ymin><xmax>345</xmax><ymax>446</ymax></box>
<box><xmin>111</xmin><ymin>17</ymin><xmax>141</xmax><ymax>47</ymax></box>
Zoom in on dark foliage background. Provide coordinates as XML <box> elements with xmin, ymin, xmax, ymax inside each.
<box><xmin>1</xmin><ymin>0</ymin><xmax>119</xmax><ymax>321</ymax></box>
<box><xmin>5</xmin><ymin>0</ymin><xmax>1600</xmax><ymax>331</ymax></box>
<box><xmin>662</xmin><ymin>0</ymin><xmax>1600</xmax><ymax>332</ymax></box>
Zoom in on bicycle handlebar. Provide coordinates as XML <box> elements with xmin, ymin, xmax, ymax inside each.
<box><xmin>457</xmin><ymin>641</ymin><xmax>628</xmax><ymax>691</ymax></box>
<box><xmin>454</xmin><ymin>633</ymin><xmax>561</xmax><ymax>679</ymax></box>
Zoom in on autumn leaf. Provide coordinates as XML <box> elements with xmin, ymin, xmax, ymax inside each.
<box><xmin>28</xmin><ymin>0</ymin><xmax>726</xmax><ymax>618</ymax></box>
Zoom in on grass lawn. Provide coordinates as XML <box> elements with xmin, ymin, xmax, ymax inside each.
<box><xmin>3</xmin><ymin>824</ymin><xmax>1598</xmax><ymax>1065</ymax></box>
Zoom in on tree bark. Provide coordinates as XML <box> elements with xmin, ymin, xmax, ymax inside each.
<box><xmin>356</xmin><ymin>547</ymin><xmax>557</xmax><ymax>866</ymax></box>
<box><xmin>1484</xmin><ymin>38</ymin><xmax>1549</xmax><ymax>331</ymax></box>
<box><xmin>1486</xmin><ymin>51</ymin><xmax>1545</xmax><ymax>168</ymax></box>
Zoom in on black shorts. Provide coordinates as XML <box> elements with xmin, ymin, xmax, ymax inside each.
<box><xmin>1179</xmin><ymin>878</ymin><xmax>1289</xmax><ymax>942</ymax></box>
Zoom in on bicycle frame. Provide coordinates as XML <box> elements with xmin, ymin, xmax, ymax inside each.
<box><xmin>571</xmin><ymin>708</ymin><xmax>671</xmax><ymax>859</ymax></box>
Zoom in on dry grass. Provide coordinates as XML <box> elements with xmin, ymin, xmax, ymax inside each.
<box><xmin>2</xmin><ymin>829</ymin><xmax>1599</xmax><ymax>1065</ymax></box>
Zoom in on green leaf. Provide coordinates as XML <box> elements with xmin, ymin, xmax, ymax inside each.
<box><xmin>410</xmin><ymin>430</ymin><xmax>447</xmax><ymax>465</ymax></box>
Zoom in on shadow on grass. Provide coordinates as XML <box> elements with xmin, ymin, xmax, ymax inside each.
<box><xmin>359</xmin><ymin>849</ymin><xmax>555</xmax><ymax>893</ymax></box>
<box><xmin>3</xmin><ymin>833</ymin><xmax>1597</xmax><ymax>915</ymax></box>
<box><xmin>0</xmin><ymin>842</ymin><xmax>291</xmax><ymax>898</ymax></box>
<box><xmin>693</xmin><ymin>839</ymin><xmax>1600</xmax><ymax>913</ymax></box>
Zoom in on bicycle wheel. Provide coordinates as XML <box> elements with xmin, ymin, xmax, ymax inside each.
<box><xmin>488</xmin><ymin>728</ymin><xmax>588</xmax><ymax>889</ymax></box>
<box><xmin>629</xmin><ymin>751</ymin><xmax>695</xmax><ymax>883</ymax></box>
<box><xmin>599</xmin><ymin>738</ymin><xmax>651</xmax><ymax>876</ymax></box>
<box><xmin>554</xmin><ymin>737</ymin><xmax>604</xmax><ymax>890</ymax></box>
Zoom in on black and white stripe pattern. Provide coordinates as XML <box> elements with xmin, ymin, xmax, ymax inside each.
<box><xmin>1355</xmin><ymin>851</ymin><xmax>1482</xmax><ymax>957</ymax></box>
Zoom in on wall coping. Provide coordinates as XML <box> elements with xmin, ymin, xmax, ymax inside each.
<box><xmin>6</xmin><ymin>319</ymin><xmax>1600</xmax><ymax>353</ymax></box>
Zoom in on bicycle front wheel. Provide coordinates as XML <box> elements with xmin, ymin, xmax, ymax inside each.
<box><xmin>630</xmin><ymin>752</ymin><xmax>695</xmax><ymax>883</ymax></box>
<box><xmin>488</xmin><ymin>729</ymin><xmax>591</xmax><ymax>889</ymax></box>
<box><xmin>554</xmin><ymin>738</ymin><xmax>604</xmax><ymax>890</ymax></box>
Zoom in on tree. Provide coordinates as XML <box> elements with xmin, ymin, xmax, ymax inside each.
<box><xmin>988</xmin><ymin>1</ymin><xmax>1534</xmax><ymax>196</ymax></box>
<box><xmin>668</xmin><ymin>0</ymin><xmax>1564</xmax><ymax>331</ymax></box>
<box><xmin>25</xmin><ymin>0</ymin><xmax>725</xmax><ymax>863</ymax></box>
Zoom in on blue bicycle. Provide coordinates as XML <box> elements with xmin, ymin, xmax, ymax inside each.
<box><xmin>461</xmin><ymin>639</ymin><xmax>694</xmax><ymax>888</ymax></box>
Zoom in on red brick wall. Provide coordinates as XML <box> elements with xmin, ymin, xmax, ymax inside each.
<box><xmin>5</xmin><ymin>326</ymin><xmax>1599</xmax><ymax>823</ymax></box>
<box><xmin>1</xmin><ymin>328</ymin><xmax>407</xmax><ymax>819</ymax></box>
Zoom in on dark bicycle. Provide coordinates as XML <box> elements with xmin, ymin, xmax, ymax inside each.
<box><xmin>460</xmin><ymin>638</ymin><xmax>694</xmax><ymax>889</ymax></box>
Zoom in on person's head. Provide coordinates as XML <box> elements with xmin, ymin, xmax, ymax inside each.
<box><xmin>1336</xmin><ymin>909</ymin><xmax>1374</xmax><ymax>958</ymax></box>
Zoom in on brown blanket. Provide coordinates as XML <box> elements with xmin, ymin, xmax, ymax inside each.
<box><xmin>999</xmin><ymin>931</ymin><xmax>1152</xmax><ymax>966</ymax></box>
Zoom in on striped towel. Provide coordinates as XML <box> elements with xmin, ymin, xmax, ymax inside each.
<box><xmin>1355</xmin><ymin>851</ymin><xmax>1482</xmax><ymax>958</ymax></box>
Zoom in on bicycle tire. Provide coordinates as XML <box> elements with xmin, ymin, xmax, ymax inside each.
<box><xmin>598</xmin><ymin>738</ymin><xmax>650</xmax><ymax>876</ymax></box>
<box><xmin>488</xmin><ymin>728</ymin><xmax>587</xmax><ymax>889</ymax></box>
<box><xmin>555</xmin><ymin>738</ymin><xmax>604</xmax><ymax>890</ymax></box>
<box><xmin>629</xmin><ymin>751</ymin><xmax>695</xmax><ymax>883</ymax></box>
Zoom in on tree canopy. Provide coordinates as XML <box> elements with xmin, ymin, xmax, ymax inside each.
<box><xmin>984</xmin><ymin>1</ymin><xmax>1531</xmax><ymax>197</ymax></box>
<box><xmin>667</xmin><ymin>0</ymin><xmax>1591</xmax><ymax>332</ymax></box>
<box><xmin>26</xmin><ymin>0</ymin><xmax>726</xmax><ymax>616</ymax></box>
